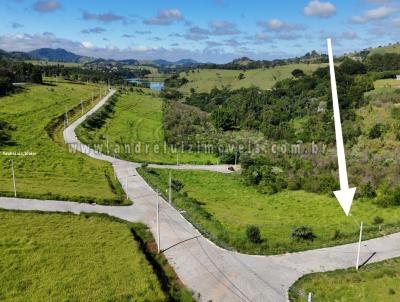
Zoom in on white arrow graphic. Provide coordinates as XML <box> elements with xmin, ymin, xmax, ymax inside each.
<box><xmin>327</xmin><ymin>38</ymin><xmax>356</xmax><ymax>216</ymax></box>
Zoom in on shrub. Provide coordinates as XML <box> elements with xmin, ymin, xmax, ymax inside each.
<box><xmin>219</xmin><ymin>151</ymin><xmax>238</xmax><ymax>164</ymax></box>
<box><xmin>171</xmin><ymin>179</ymin><xmax>184</xmax><ymax>192</ymax></box>
<box><xmin>359</xmin><ymin>181</ymin><xmax>377</xmax><ymax>198</ymax></box>
<box><xmin>291</xmin><ymin>226</ymin><xmax>316</xmax><ymax>241</ymax></box>
<box><xmin>148</xmin><ymin>169</ymin><xmax>159</xmax><ymax>175</ymax></box>
<box><xmin>368</xmin><ymin>123</ymin><xmax>385</xmax><ymax>139</ymax></box>
<box><xmin>141</xmin><ymin>163</ymin><xmax>149</xmax><ymax>168</ymax></box>
<box><xmin>373</xmin><ymin>216</ymin><xmax>384</xmax><ymax>225</ymax></box>
<box><xmin>292</xmin><ymin>69</ymin><xmax>305</xmax><ymax>78</ymax></box>
<box><xmin>246</xmin><ymin>225</ymin><xmax>262</xmax><ymax>244</ymax></box>
<box><xmin>377</xmin><ymin>185</ymin><xmax>400</xmax><ymax>207</ymax></box>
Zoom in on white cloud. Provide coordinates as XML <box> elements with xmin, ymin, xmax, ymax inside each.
<box><xmin>208</xmin><ymin>20</ymin><xmax>240</xmax><ymax>35</ymax></box>
<box><xmin>144</xmin><ymin>9</ymin><xmax>183</xmax><ymax>25</ymax></box>
<box><xmin>304</xmin><ymin>0</ymin><xmax>336</xmax><ymax>18</ymax></box>
<box><xmin>82</xmin><ymin>41</ymin><xmax>94</xmax><ymax>49</ymax></box>
<box><xmin>257</xmin><ymin>18</ymin><xmax>305</xmax><ymax>31</ymax></box>
<box><xmin>352</xmin><ymin>6</ymin><xmax>399</xmax><ymax>23</ymax></box>
<box><xmin>266</xmin><ymin>19</ymin><xmax>284</xmax><ymax>30</ymax></box>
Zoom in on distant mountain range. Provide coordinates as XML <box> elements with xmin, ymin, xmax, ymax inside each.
<box><xmin>0</xmin><ymin>47</ymin><xmax>201</xmax><ymax>67</ymax></box>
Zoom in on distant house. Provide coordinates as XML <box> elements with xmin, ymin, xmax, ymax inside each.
<box><xmin>397</xmin><ymin>75</ymin><xmax>400</xmax><ymax>80</ymax></box>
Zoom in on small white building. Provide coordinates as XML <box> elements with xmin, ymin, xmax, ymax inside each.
<box><xmin>396</xmin><ymin>75</ymin><xmax>400</xmax><ymax>80</ymax></box>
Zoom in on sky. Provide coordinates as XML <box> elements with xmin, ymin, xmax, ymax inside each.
<box><xmin>0</xmin><ymin>0</ymin><xmax>399</xmax><ymax>63</ymax></box>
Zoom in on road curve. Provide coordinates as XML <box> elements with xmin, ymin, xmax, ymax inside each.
<box><xmin>1</xmin><ymin>90</ymin><xmax>399</xmax><ymax>302</ymax></box>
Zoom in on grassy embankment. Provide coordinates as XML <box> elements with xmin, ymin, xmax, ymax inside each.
<box><xmin>0</xmin><ymin>79</ymin><xmax>126</xmax><ymax>204</ymax></box>
<box><xmin>139</xmin><ymin>167</ymin><xmax>400</xmax><ymax>255</ymax></box>
<box><xmin>289</xmin><ymin>257</ymin><xmax>400</xmax><ymax>302</ymax></box>
<box><xmin>178</xmin><ymin>63</ymin><xmax>326</xmax><ymax>94</ymax></box>
<box><xmin>0</xmin><ymin>210</ymin><xmax>193</xmax><ymax>302</ymax></box>
<box><xmin>76</xmin><ymin>89</ymin><xmax>217</xmax><ymax>164</ymax></box>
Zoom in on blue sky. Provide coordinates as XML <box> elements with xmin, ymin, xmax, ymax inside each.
<box><xmin>0</xmin><ymin>0</ymin><xmax>399</xmax><ymax>62</ymax></box>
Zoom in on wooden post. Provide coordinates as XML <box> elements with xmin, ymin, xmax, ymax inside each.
<box><xmin>11</xmin><ymin>160</ymin><xmax>16</xmax><ymax>197</ymax></box>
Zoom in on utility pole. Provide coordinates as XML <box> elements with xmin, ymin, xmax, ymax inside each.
<box><xmin>156</xmin><ymin>191</ymin><xmax>161</xmax><ymax>253</ymax></box>
<box><xmin>11</xmin><ymin>160</ymin><xmax>16</xmax><ymax>197</ymax></box>
<box><xmin>168</xmin><ymin>171</ymin><xmax>172</xmax><ymax>204</ymax></box>
<box><xmin>92</xmin><ymin>92</ymin><xmax>94</xmax><ymax>103</ymax></box>
<box><xmin>176</xmin><ymin>153</ymin><xmax>179</xmax><ymax>166</ymax></box>
<box><xmin>106</xmin><ymin>136</ymin><xmax>109</xmax><ymax>153</ymax></box>
<box><xmin>80</xmin><ymin>100</ymin><xmax>84</xmax><ymax>115</ymax></box>
<box><xmin>356</xmin><ymin>221</ymin><xmax>363</xmax><ymax>270</ymax></box>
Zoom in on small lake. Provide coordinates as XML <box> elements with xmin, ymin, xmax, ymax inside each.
<box><xmin>127</xmin><ymin>78</ymin><xmax>164</xmax><ymax>91</ymax></box>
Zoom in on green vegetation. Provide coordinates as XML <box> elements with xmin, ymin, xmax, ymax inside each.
<box><xmin>76</xmin><ymin>88</ymin><xmax>216</xmax><ymax>164</ymax></box>
<box><xmin>0</xmin><ymin>79</ymin><xmax>125</xmax><ymax>204</ymax></box>
<box><xmin>374</xmin><ymin>79</ymin><xmax>400</xmax><ymax>89</ymax></box>
<box><xmin>0</xmin><ymin>210</ymin><xmax>193</xmax><ymax>302</ymax></box>
<box><xmin>369</xmin><ymin>42</ymin><xmax>400</xmax><ymax>56</ymax></box>
<box><xmin>178</xmin><ymin>64</ymin><xmax>326</xmax><ymax>93</ymax></box>
<box><xmin>27</xmin><ymin>60</ymin><xmax>82</xmax><ymax>67</ymax></box>
<box><xmin>139</xmin><ymin>168</ymin><xmax>400</xmax><ymax>254</ymax></box>
<box><xmin>289</xmin><ymin>257</ymin><xmax>400</xmax><ymax>302</ymax></box>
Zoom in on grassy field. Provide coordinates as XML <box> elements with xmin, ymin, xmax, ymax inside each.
<box><xmin>0</xmin><ymin>210</ymin><xmax>193</xmax><ymax>302</ymax></box>
<box><xmin>369</xmin><ymin>43</ymin><xmax>400</xmax><ymax>56</ymax></box>
<box><xmin>373</xmin><ymin>79</ymin><xmax>400</xmax><ymax>90</ymax></box>
<box><xmin>139</xmin><ymin>168</ymin><xmax>400</xmax><ymax>255</ymax></box>
<box><xmin>0</xmin><ymin>80</ymin><xmax>125</xmax><ymax>204</ymax></box>
<box><xmin>289</xmin><ymin>257</ymin><xmax>400</xmax><ymax>302</ymax></box>
<box><xmin>76</xmin><ymin>89</ymin><xmax>216</xmax><ymax>164</ymax></box>
<box><xmin>178</xmin><ymin>63</ymin><xmax>325</xmax><ymax>93</ymax></box>
<box><xmin>26</xmin><ymin>60</ymin><xmax>82</xmax><ymax>67</ymax></box>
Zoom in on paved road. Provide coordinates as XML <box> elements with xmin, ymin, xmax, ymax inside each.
<box><xmin>1</xmin><ymin>90</ymin><xmax>399</xmax><ymax>302</ymax></box>
<box><xmin>148</xmin><ymin>163</ymin><xmax>237</xmax><ymax>173</ymax></box>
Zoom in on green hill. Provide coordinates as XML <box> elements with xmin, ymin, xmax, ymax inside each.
<box><xmin>179</xmin><ymin>63</ymin><xmax>326</xmax><ymax>94</ymax></box>
<box><xmin>369</xmin><ymin>43</ymin><xmax>400</xmax><ymax>56</ymax></box>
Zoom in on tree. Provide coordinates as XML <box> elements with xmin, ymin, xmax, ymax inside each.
<box><xmin>291</xmin><ymin>69</ymin><xmax>305</xmax><ymax>78</ymax></box>
<box><xmin>339</xmin><ymin>58</ymin><xmax>366</xmax><ymax>75</ymax></box>
<box><xmin>30</xmin><ymin>69</ymin><xmax>43</xmax><ymax>84</ymax></box>
<box><xmin>211</xmin><ymin>108</ymin><xmax>235</xmax><ymax>131</ymax></box>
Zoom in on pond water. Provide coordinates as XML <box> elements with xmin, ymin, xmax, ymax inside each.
<box><xmin>127</xmin><ymin>78</ymin><xmax>164</xmax><ymax>91</ymax></box>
